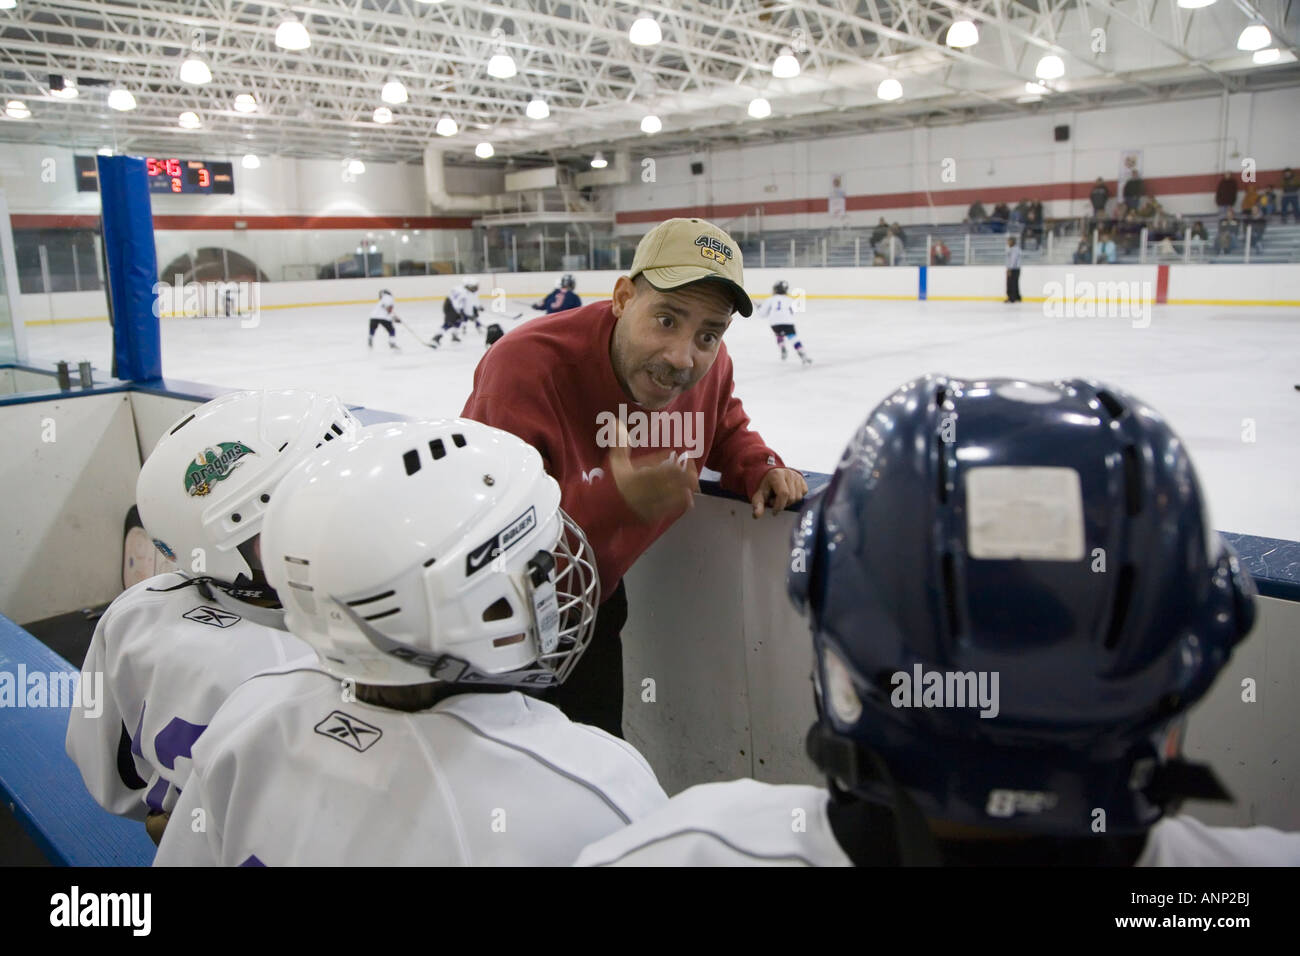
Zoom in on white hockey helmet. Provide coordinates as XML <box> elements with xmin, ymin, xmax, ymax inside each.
<box><xmin>463</xmin><ymin>276</ymin><xmax>480</xmax><ymax>291</ymax></box>
<box><xmin>136</xmin><ymin>389</ymin><xmax>361</xmax><ymax>588</ymax></box>
<box><xmin>260</xmin><ymin>419</ymin><xmax>600</xmax><ymax>687</ymax></box>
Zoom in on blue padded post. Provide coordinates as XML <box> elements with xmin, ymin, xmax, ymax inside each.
<box><xmin>0</xmin><ymin>612</ymin><xmax>157</xmax><ymax>866</ymax></box>
<box><xmin>97</xmin><ymin>155</ymin><xmax>161</xmax><ymax>382</ymax></box>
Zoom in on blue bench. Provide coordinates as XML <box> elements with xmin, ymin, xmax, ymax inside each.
<box><xmin>0</xmin><ymin>611</ymin><xmax>157</xmax><ymax>866</ymax></box>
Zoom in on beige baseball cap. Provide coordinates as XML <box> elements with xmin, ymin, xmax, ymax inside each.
<box><xmin>628</xmin><ymin>217</ymin><xmax>753</xmax><ymax>317</ymax></box>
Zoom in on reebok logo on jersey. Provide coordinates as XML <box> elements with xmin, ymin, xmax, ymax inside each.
<box><xmin>183</xmin><ymin>605</ymin><xmax>242</xmax><ymax>628</ymax></box>
<box><xmin>314</xmin><ymin>711</ymin><xmax>383</xmax><ymax>752</ymax></box>
<box><xmin>465</xmin><ymin>506</ymin><xmax>537</xmax><ymax>577</ymax></box>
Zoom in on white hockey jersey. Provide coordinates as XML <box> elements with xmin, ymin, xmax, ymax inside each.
<box><xmin>65</xmin><ymin>572</ymin><xmax>315</xmax><ymax>821</ymax></box>
<box><xmin>755</xmin><ymin>294</ymin><xmax>798</xmax><ymax>325</ymax></box>
<box><xmin>154</xmin><ymin>669</ymin><xmax>669</xmax><ymax>866</ymax></box>
<box><xmin>369</xmin><ymin>293</ymin><xmax>396</xmax><ymax>319</ymax></box>
<box><xmin>448</xmin><ymin>284</ymin><xmax>481</xmax><ymax>320</ymax></box>
<box><xmin>575</xmin><ymin>779</ymin><xmax>1300</xmax><ymax>867</ymax></box>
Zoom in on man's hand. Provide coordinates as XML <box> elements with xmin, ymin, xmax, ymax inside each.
<box><xmin>751</xmin><ymin>467</ymin><xmax>808</xmax><ymax>518</ymax></box>
<box><xmin>608</xmin><ymin>421</ymin><xmax>700</xmax><ymax>523</ymax></box>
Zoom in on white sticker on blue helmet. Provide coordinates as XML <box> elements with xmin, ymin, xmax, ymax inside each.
<box><xmin>966</xmin><ymin>466</ymin><xmax>1085</xmax><ymax>560</ymax></box>
<box><xmin>995</xmin><ymin>382</ymin><xmax>1060</xmax><ymax>404</ymax></box>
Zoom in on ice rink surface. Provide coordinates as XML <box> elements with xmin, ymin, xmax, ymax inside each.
<box><xmin>27</xmin><ymin>296</ymin><xmax>1300</xmax><ymax>541</ymax></box>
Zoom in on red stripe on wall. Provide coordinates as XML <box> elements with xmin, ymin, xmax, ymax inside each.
<box><xmin>1156</xmin><ymin>264</ymin><xmax>1169</xmax><ymax>305</ymax></box>
<box><xmin>11</xmin><ymin>214</ymin><xmax>474</xmax><ymax>230</ymax></box>
<box><xmin>615</xmin><ymin>170</ymin><xmax>1290</xmax><ymax>225</ymax></box>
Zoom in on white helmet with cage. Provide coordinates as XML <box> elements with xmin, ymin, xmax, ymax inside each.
<box><xmin>260</xmin><ymin>419</ymin><xmax>600</xmax><ymax>687</ymax></box>
<box><xmin>135</xmin><ymin>389</ymin><xmax>361</xmax><ymax>592</ymax></box>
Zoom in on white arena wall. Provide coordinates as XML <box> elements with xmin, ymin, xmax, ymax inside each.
<box><xmin>14</xmin><ymin>262</ymin><xmax>1300</xmax><ymax>330</ymax></box>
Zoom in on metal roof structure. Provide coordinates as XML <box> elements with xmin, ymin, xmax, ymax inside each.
<box><xmin>1</xmin><ymin>0</ymin><xmax>1297</xmax><ymax>167</ymax></box>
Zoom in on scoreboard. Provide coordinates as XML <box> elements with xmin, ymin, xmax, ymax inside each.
<box><xmin>144</xmin><ymin>157</ymin><xmax>235</xmax><ymax>194</ymax></box>
<box><xmin>75</xmin><ymin>156</ymin><xmax>236</xmax><ymax>194</ymax></box>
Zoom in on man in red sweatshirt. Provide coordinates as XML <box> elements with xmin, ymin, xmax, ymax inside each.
<box><xmin>461</xmin><ymin>217</ymin><xmax>807</xmax><ymax>738</ymax></box>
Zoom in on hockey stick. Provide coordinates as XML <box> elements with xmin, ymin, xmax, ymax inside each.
<box><xmin>395</xmin><ymin>319</ymin><xmax>439</xmax><ymax>349</ymax></box>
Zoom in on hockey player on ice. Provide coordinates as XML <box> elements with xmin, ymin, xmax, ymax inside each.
<box><xmin>435</xmin><ymin>276</ymin><xmax>482</xmax><ymax>345</ymax></box>
<box><xmin>577</xmin><ymin>376</ymin><xmax>1300</xmax><ymax>867</ymax></box>
<box><xmin>66</xmin><ymin>389</ymin><xmax>359</xmax><ymax>845</ymax></box>
<box><xmin>754</xmin><ymin>280</ymin><xmax>811</xmax><ymax>365</ymax></box>
<box><xmin>367</xmin><ymin>289</ymin><xmax>403</xmax><ymax>349</ymax></box>
<box><xmin>533</xmin><ymin>274</ymin><xmax>581</xmax><ymax>315</ymax></box>
<box><xmin>154</xmin><ymin>419</ymin><xmax>668</xmax><ymax>866</ymax></box>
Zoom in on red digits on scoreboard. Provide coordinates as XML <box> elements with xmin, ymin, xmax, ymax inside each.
<box><xmin>147</xmin><ymin>158</ymin><xmax>160</xmax><ymax>176</ymax></box>
<box><xmin>198</xmin><ymin>168</ymin><xmax>210</xmax><ymax>187</ymax></box>
<box><xmin>171</xmin><ymin>178</ymin><xmax>182</xmax><ymax>192</ymax></box>
<box><xmin>167</xmin><ymin>159</ymin><xmax>182</xmax><ymax>177</ymax></box>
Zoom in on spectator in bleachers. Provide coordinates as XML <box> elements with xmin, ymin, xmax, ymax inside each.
<box><xmin>1090</xmin><ymin>178</ymin><xmax>1109</xmax><ymax>217</ymax></box>
<box><xmin>965</xmin><ymin>201</ymin><xmax>987</xmax><ymax>230</ymax></box>
<box><xmin>1011</xmin><ymin>199</ymin><xmax>1029</xmax><ymax>226</ymax></box>
<box><xmin>1073</xmin><ymin>238</ymin><xmax>1091</xmax><ymax>264</ymax></box>
<box><xmin>930</xmin><ymin>239</ymin><xmax>951</xmax><ymax>266</ymax></box>
<box><xmin>872</xmin><ymin>251</ymin><xmax>888</xmax><ymax>267</ymax></box>
<box><xmin>870</xmin><ymin>218</ymin><xmax>889</xmax><ymax>249</ymax></box>
<box><xmin>889</xmin><ymin>222</ymin><xmax>907</xmax><ymax>248</ymax></box>
<box><xmin>1215</xmin><ymin>173</ymin><xmax>1238</xmax><ymax>218</ymax></box>
<box><xmin>1096</xmin><ymin>231</ymin><xmax>1118</xmax><ymax>263</ymax></box>
<box><xmin>1279</xmin><ymin>168</ymin><xmax>1298</xmax><ymax>223</ymax></box>
<box><xmin>1247</xmin><ymin>204</ymin><xmax>1266</xmax><ymax>251</ymax></box>
<box><xmin>1259</xmin><ymin>186</ymin><xmax>1277</xmax><ymax>217</ymax></box>
<box><xmin>1157</xmin><ymin>235</ymin><xmax>1177</xmax><ymax>257</ymax></box>
<box><xmin>1215</xmin><ymin>212</ymin><xmax>1238</xmax><ymax>255</ymax></box>
<box><xmin>1122</xmin><ymin>173</ymin><xmax>1144</xmax><ymax>210</ymax></box>
<box><xmin>990</xmin><ymin>202</ymin><xmax>1010</xmax><ymax>233</ymax></box>
<box><xmin>1190</xmin><ymin>220</ymin><xmax>1209</xmax><ymax>242</ymax></box>
<box><xmin>1117</xmin><ymin>210</ymin><xmax>1142</xmax><ymax>255</ymax></box>
<box><xmin>1024</xmin><ymin>201</ymin><xmax>1043</xmax><ymax>249</ymax></box>
<box><xmin>1241</xmin><ymin>183</ymin><xmax>1259</xmax><ymax>215</ymax></box>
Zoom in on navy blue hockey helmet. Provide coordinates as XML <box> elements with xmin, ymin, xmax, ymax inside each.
<box><xmin>791</xmin><ymin>375</ymin><xmax>1255</xmax><ymax>837</ymax></box>
<box><xmin>773</xmin><ymin>280</ymin><xmax>789</xmax><ymax>295</ymax></box>
<box><xmin>560</xmin><ymin>273</ymin><xmax>576</xmax><ymax>290</ymax></box>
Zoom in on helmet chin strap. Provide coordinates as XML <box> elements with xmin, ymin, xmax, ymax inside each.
<box><xmin>805</xmin><ymin>722</ymin><xmax>942</xmax><ymax>866</ymax></box>
<box><xmin>333</xmin><ymin>599</ymin><xmax>561</xmax><ymax>689</ymax></box>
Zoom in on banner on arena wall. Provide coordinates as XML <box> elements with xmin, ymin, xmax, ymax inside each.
<box><xmin>829</xmin><ymin>174</ymin><xmax>847</xmax><ymax>218</ymax></box>
<box><xmin>1118</xmin><ymin>150</ymin><xmax>1143</xmax><ymax>195</ymax></box>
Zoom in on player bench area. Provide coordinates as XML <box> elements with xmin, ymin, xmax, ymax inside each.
<box><xmin>1</xmin><ymin>371</ymin><xmax>1298</xmax><ymax>865</ymax></box>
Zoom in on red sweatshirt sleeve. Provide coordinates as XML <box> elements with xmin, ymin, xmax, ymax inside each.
<box><xmin>705</xmin><ymin>348</ymin><xmax>786</xmax><ymax>500</ymax></box>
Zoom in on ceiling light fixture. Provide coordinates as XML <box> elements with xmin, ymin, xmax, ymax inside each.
<box><xmin>347</xmin><ymin>159</ymin><xmax>365</xmax><ymax>175</ymax></box>
<box><xmin>180</xmin><ymin>56</ymin><xmax>211</xmax><ymax>85</ymax></box>
<box><xmin>233</xmin><ymin>93</ymin><xmax>257</xmax><ymax>113</ymax></box>
<box><xmin>436</xmin><ymin>115</ymin><xmax>458</xmax><ymax>136</ymax></box>
<box><xmin>525</xmin><ymin>97</ymin><xmax>549</xmax><ymax>119</ymax></box>
<box><xmin>475</xmin><ymin>142</ymin><xmax>495</xmax><ymax>159</ymax></box>
<box><xmin>946</xmin><ymin>20</ymin><xmax>979</xmax><ymax>48</ymax></box>
<box><xmin>275</xmin><ymin>14</ymin><xmax>311</xmax><ymax>51</ymax></box>
<box><xmin>1024</xmin><ymin>81</ymin><xmax>1048</xmax><ymax>95</ymax></box>
<box><xmin>178</xmin><ymin>110</ymin><xmax>201</xmax><ymax>129</ymax></box>
<box><xmin>1176</xmin><ymin>0</ymin><xmax>1216</xmax><ymax>8</ymax></box>
<box><xmin>1236</xmin><ymin>24</ymin><xmax>1270</xmax><ymax>51</ymax></box>
<box><xmin>1252</xmin><ymin>47</ymin><xmax>1280</xmax><ymax>64</ymax></box>
<box><xmin>1035</xmin><ymin>54</ymin><xmax>1065</xmax><ymax>79</ymax></box>
<box><xmin>107</xmin><ymin>87</ymin><xmax>136</xmax><ymax>111</ymax></box>
<box><xmin>748</xmin><ymin>97</ymin><xmax>772</xmax><ymax>118</ymax></box>
<box><xmin>5</xmin><ymin>100</ymin><xmax>30</xmax><ymax>119</ymax></box>
<box><xmin>641</xmin><ymin>114</ymin><xmax>662</xmax><ymax>134</ymax></box>
<box><xmin>373</xmin><ymin>106</ymin><xmax>393</xmax><ymax>124</ymax></box>
<box><xmin>381</xmin><ymin>79</ymin><xmax>408</xmax><ymax>105</ymax></box>
<box><xmin>629</xmin><ymin>14</ymin><xmax>662</xmax><ymax>46</ymax></box>
<box><xmin>772</xmin><ymin>47</ymin><xmax>800</xmax><ymax>79</ymax></box>
<box><xmin>590</xmin><ymin>152</ymin><xmax>608</xmax><ymax>169</ymax></box>
<box><xmin>242</xmin><ymin>154</ymin><xmax>261</xmax><ymax>169</ymax></box>
<box><xmin>876</xmin><ymin>78</ymin><xmax>903</xmax><ymax>101</ymax></box>
<box><xmin>487</xmin><ymin>49</ymin><xmax>518</xmax><ymax>79</ymax></box>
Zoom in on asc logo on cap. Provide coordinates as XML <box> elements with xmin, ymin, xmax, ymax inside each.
<box><xmin>695</xmin><ymin>234</ymin><xmax>733</xmax><ymax>264</ymax></box>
